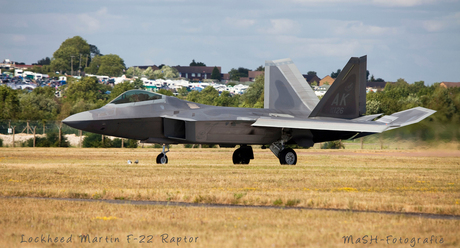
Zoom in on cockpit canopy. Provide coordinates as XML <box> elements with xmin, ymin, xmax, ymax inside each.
<box><xmin>110</xmin><ymin>90</ymin><xmax>163</xmax><ymax>104</ymax></box>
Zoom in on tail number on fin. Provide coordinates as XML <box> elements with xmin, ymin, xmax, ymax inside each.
<box><xmin>331</xmin><ymin>93</ymin><xmax>349</xmax><ymax>106</ymax></box>
<box><xmin>329</xmin><ymin>93</ymin><xmax>349</xmax><ymax>115</ymax></box>
<box><xmin>330</xmin><ymin>107</ymin><xmax>344</xmax><ymax>114</ymax></box>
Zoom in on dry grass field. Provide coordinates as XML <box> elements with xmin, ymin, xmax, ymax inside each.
<box><xmin>0</xmin><ymin>147</ymin><xmax>459</xmax><ymax>247</ymax></box>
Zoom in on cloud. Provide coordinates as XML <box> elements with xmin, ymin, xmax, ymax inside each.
<box><xmin>290</xmin><ymin>0</ymin><xmax>437</xmax><ymax>7</ymax></box>
<box><xmin>334</xmin><ymin>21</ymin><xmax>402</xmax><ymax>36</ymax></box>
<box><xmin>225</xmin><ymin>18</ymin><xmax>256</xmax><ymax>29</ymax></box>
<box><xmin>11</xmin><ymin>35</ymin><xmax>27</xmax><ymax>42</ymax></box>
<box><xmin>423</xmin><ymin>12</ymin><xmax>460</xmax><ymax>32</ymax></box>
<box><xmin>371</xmin><ymin>0</ymin><xmax>436</xmax><ymax>7</ymax></box>
<box><xmin>24</xmin><ymin>7</ymin><xmax>120</xmax><ymax>35</ymax></box>
<box><xmin>260</xmin><ymin>19</ymin><xmax>300</xmax><ymax>35</ymax></box>
<box><xmin>289</xmin><ymin>0</ymin><xmax>360</xmax><ymax>4</ymax></box>
<box><xmin>272</xmin><ymin>36</ymin><xmax>367</xmax><ymax>58</ymax></box>
<box><xmin>76</xmin><ymin>14</ymin><xmax>101</xmax><ymax>33</ymax></box>
<box><xmin>182</xmin><ymin>27</ymin><xmax>203</xmax><ymax>34</ymax></box>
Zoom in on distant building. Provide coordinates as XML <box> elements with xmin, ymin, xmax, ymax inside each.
<box><xmin>239</xmin><ymin>77</ymin><xmax>250</xmax><ymax>82</ymax></box>
<box><xmin>248</xmin><ymin>71</ymin><xmax>264</xmax><ymax>81</ymax></box>
<box><xmin>320</xmin><ymin>75</ymin><xmax>335</xmax><ymax>86</ymax></box>
<box><xmin>440</xmin><ymin>82</ymin><xmax>460</xmax><ymax>88</ymax></box>
<box><xmin>303</xmin><ymin>74</ymin><xmax>321</xmax><ymax>85</ymax></box>
<box><xmin>222</xmin><ymin>73</ymin><xmax>230</xmax><ymax>81</ymax></box>
<box><xmin>12</xmin><ymin>64</ymin><xmax>37</xmax><ymax>70</ymax></box>
<box><xmin>173</xmin><ymin>66</ymin><xmax>221</xmax><ymax>81</ymax></box>
<box><xmin>366</xmin><ymin>81</ymin><xmax>388</xmax><ymax>89</ymax></box>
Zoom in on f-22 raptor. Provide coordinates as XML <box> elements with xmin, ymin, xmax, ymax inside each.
<box><xmin>63</xmin><ymin>56</ymin><xmax>436</xmax><ymax>165</ymax></box>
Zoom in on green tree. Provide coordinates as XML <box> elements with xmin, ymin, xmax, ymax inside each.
<box><xmin>211</xmin><ymin>66</ymin><xmax>221</xmax><ymax>81</ymax></box>
<box><xmin>63</xmin><ymin>77</ymin><xmax>109</xmax><ymax>109</ymax></box>
<box><xmin>214</xmin><ymin>91</ymin><xmax>239</xmax><ymax>107</ymax></box>
<box><xmin>0</xmin><ymin>85</ymin><xmax>20</xmax><ymax>119</ymax></box>
<box><xmin>153</xmin><ymin>66</ymin><xmax>179</xmax><ymax>79</ymax></box>
<box><xmin>199</xmin><ymin>86</ymin><xmax>219</xmax><ymax>105</ymax></box>
<box><xmin>24</xmin><ymin>131</ymin><xmax>69</xmax><ymax>147</ymax></box>
<box><xmin>83</xmin><ymin>133</ymin><xmax>111</xmax><ymax>148</ymax></box>
<box><xmin>132</xmin><ymin>78</ymin><xmax>145</xmax><ymax>90</ymax></box>
<box><xmin>229</xmin><ymin>68</ymin><xmax>240</xmax><ymax>81</ymax></box>
<box><xmin>240</xmin><ymin>75</ymin><xmax>264</xmax><ymax>108</ymax></box>
<box><xmin>238</xmin><ymin>67</ymin><xmax>250</xmax><ymax>78</ymax></box>
<box><xmin>95</xmin><ymin>54</ymin><xmax>125</xmax><ymax>77</ymax></box>
<box><xmin>50</xmin><ymin>36</ymin><xmax>90</xmax><ymax>74</ymax></box>
<box><xmin>143</xmin><ymin>67</ymin><xmax>155</xmax><ymax>79</ymax></box>
<box><xmin>190</xmin><ymin>59</ymin><xmax>206</xmax><ymax>66</ymax></box>
<box><xmin>331</xmin><ymin>69</ymin><xmax>341</xmax><ymax>79</ymax></box>
<box><xmin>255</xmin><ymin>65</ymin><xmax>264</xmax><ymax>71</ymax></box>
<box><xmin>36</xmin><ymin>57</ymin><xmax>51</xmax><ymax>65</ymax></box>
<box><xmin>366</xmin><ymin>98</ymin><xmax>381</xmax><ymax>115</ymax></box>
<box><xmin>178</xmin><ymin>87</ymin><xmax>189</xmax><ymax>97</ymax></box>
<box><xmin>158</xmin><ymin>89</ymin><xmax>174</xmax><ymax>96</ymax></box>
<box><xmin>126</xmin><ymin>139</ymin><xmax>138</xmax><ymax>148</ymax></box>
<box><xmin>64</xmin><ymin>77</ymin><xmax>98</xmax><ymax>103</ymax></box>
<box><xmin>126</xmin><ymin>66</ymin><xmax>144</xmax><ymax>78</ymax></box>
<box><xmin>19</xmin><ymin>89</ymin><xmax>59</xmax><ymax>120</ymax></box>
<box><xmin>84</xmin><ymin>55</ymin><xmax>102</xmax><ymax>74</ymax></box>
<box><xmin>89</xmin><ymin>44</ymin><xmax>102</xmax><ymax>57</ymax></box>
<box><xmin>31</xmin><ymin>65</ymin><xmax>44</xmax><ymax>74</ymax></box>
<box><xmin>186</xmin><ymin>90</ymin><xmax>201</xmax><ymax>103</ymax></box>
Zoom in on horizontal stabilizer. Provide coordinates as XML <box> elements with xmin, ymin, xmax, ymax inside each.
<box><xmin>252</xmin><ymin>116</ymin><xmax>388</xmax><ymax>133</ymax></box>
<box><xmin>376</xmin><ymin>107</ymin><xmax>436</xmax><ymax>130</ymax></box>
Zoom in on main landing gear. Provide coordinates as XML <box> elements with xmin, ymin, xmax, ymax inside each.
<box><xmin>269</xmin><ymin>142</ymin><xmax>297</xmax><ymax>165</ymax></box>
<box><xmin>231</xmin><ymin>143</ymin><xmax>297</xmax><ymax>165</ymax></box>
<box><xmin>269</xmin><ymin>129</ymin><xmax>297</xmax><ymax>165</ymax></box>
<box><xmin>156</xmin><ymin>144</ymin><xmax>169</xmax><ymax>164</ymax></box>
<box><xmin>232</xmin><ymin>145</ymin><xmax>254</xmax><ymax>164</ymax></box>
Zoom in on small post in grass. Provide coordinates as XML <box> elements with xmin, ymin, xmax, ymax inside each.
<box><xmin>33</xmin><ymin>126</ymin><xmax>36</xmax><ymax>147</ymax></box>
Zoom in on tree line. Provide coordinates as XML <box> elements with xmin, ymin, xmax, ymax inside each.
<box><xmin>3</xmin><ymin>36</ymin><xmax>459</xmax><ymax>143</ymax></box>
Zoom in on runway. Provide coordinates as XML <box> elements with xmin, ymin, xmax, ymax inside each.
<box><xmin>5</xmin><ymin>196</ymin><xmax>460</xmax><ymax>220</ymax></box>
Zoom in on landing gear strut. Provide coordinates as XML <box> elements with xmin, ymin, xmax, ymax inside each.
<box><xmin>156</xmin><ymin>144</ymin><xmax>169</xmax><ymax>164</ymax></box>
<box><xmin>270</xmin><ymin>142</ymin><xmax>297</xmax><ymax>165</ymax></box>
<box><xmin>270</xmin><ymin>129</ymin><xmax>298</xmax><ymax>165</ymax></box>
<box><xmin>232</xmin><ymin>145</ymin><xmax>254</xmax><ymax>164</ymax></box>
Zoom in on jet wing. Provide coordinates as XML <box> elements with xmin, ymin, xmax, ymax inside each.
<box><xmin>251</xmin><ymin>107</ymin><xmax>436</xmax><ymax>133</ymax></box>
<box><xmin>375</xmin><ymin>107</ymin><xmax>436</xmax><ymax>130</ymax></box>
<box><xmin>251</xmin><ymin>116</ymin><xmax>389</xmax><ymax>133</ymax></box>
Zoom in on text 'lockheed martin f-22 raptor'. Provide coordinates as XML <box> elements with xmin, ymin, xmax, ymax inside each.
<box><xmin>63</xmin><ymin>56</ymin><xmax>436</xmax><ymax>165</ymax></box>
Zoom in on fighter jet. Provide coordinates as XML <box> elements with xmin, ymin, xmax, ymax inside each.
<box><xmin>63</xmin><ymin>56</ymin><xmax>435</xmax><ymax>165</ymax></box>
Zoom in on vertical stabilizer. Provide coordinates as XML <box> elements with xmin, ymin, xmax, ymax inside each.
<box><xmin>309</xmin><ymin>55</ymin><xmax>367</xmax><ymax>119</ymax></box>
<box><xmin>264</xmin><ymin>59</ymin><xmax>319</xmax><ymax>112</ymax></box>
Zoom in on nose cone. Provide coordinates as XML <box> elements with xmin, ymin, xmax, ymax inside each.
<box><xmin>62</xmin><ymin>111</ymin><xmax>94</xmax><ymax>130</ymax></box>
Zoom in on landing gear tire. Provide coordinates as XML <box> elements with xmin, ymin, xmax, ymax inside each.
<box><xmin>156</xmin><ymin>153</ymin><xmax>168</xmax><ymax>164</ymax></box>
<box><xmin>279</xmin><ymin>148</ymin><xmax>297</xmax><ymax>165</ymax></box>
<box><xmin>232</xmin><ymin>145</ymin><xmax>253</xmax><ymax>164</ymax></box>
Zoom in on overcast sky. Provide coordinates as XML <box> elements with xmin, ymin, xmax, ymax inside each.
<box><xmin>1</xmin><ymin>0</ymin><xmax>459</xmax><ymax>84</ymax></box>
